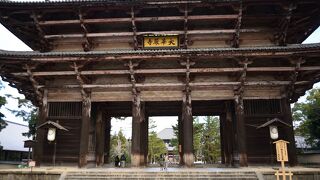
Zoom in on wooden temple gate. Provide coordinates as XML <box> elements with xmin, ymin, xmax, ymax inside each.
<box><xmin>0</xmin><ymin>0</ymin><xmax>320</xmax><ymax>168</ymax></box>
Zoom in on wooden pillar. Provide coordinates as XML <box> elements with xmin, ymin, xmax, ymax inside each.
<box><xmin>234</xmin><ymin>95</ymin><xmax>248</xmax><ymax>167</ymax></box>
<box><xmin>178</xmin><ymin>115</ymin><xmax>184</xmax><ymax>165</ymax></box>
<box><xmin>225</xmin><ymin>102</ymin><xmax>234</xmax><ymax>167</ymax></box>
<box><xmin>220</xmin><ymin>114</ymin><xmax>226</xmax><ymax>164</ymax></box>
<box><xmin>95</xmin><ymin>107</ymin><xmax>105</xmax><ymax>166</ymax></box>
<box><xmin>141</xmin><ymin>115</ymin><xmax>148</xmax><ymax>166</ymax></box>
<box><xmin>79</xmin><ymin>94</ymin><xmax>91</xmax><ymax>167</ymax></box>
<box><xmin>131</xmin><ymin>94</ymin><xmax>145</xmax><ymax>167</ymax></box>
<box><xmin>182</xmin><ymin>92</ymin><xmax>194</xmax><ymax>167</ymax></box>
<box><xmin>104</xmin><ymin>116</ymin><xmax>111</xmax><ymax>164</ymax></box>
<box><xmin>281</xmin><ymin>98</ymin><xmax>297</xmax><ymax>166</ymax></box>
<box><xmin>34</xmin><ymin>89</ymin><xmax>48</xmax><ymax>166</ymax></box>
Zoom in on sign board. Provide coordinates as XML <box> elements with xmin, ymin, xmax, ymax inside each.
<box><xmin>143</xmin><ymin>35</ymin><xmax>179</xmax><ymax>48</ymax></box>
<box><xmin>274</xmin><ymin>140</ymin><xmax>289</xmax><ymax>162</ymax></box>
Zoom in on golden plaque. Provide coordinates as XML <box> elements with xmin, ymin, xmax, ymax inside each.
<box><xmin>143</xmin><ymin>35</ymin><xmax>179</xmax><ymax>48</ymax></box>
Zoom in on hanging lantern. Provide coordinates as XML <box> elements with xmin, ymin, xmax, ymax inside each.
<box><xmin>269</xmin><ymin>125</ymin><xmax>279</xmax><ymax>140</ymax></box>
<box><xmin>47</xmin><ymin>127</ymin><xmax>56</xmax><ymax>142</ymax></box>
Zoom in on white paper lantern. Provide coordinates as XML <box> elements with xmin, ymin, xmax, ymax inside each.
<box><xmin>47</xmin><ymin>128</ymin><xmax>56</xmax><ymax>142</ymax></box>
<box><xmin>269</xmin><ymin>126</ymin><xmax>278</xmax><ymax>140</ymax></box>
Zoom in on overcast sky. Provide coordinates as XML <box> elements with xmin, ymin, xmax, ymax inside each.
<box><xmin>0</xmin><ymin>21</ymin><xmax>319</xmax><ymax>138</ymax></box>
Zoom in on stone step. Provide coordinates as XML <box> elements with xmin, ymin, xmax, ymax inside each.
<box><xmin>64</xmin><ymin>171</ymin><xmax>258</xmax><ymax>180</ymax></box>
<box><xmin>65</xmin><ymin>177</ymin><xmax>258</xmax><ymax>180</ymax></box>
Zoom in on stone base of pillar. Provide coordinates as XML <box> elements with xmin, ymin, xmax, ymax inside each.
<box><xmin>183</xmin><ymin>153</ymin><xmax>194</xmax><ymax>167</ymax></box>
<box><xmin>131</xmin><ymin>153</ymin><xmax>145</xmax><ymax>167</ymax></box>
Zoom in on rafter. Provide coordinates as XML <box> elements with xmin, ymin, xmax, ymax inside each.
<box><xmin>78</xmin><ymin>9</ymin><xmax>92</xmax><ymax>51</ymax></box>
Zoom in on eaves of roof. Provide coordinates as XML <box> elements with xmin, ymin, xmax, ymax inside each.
<box><xmin>0</xmin><ymin>43</ymin><xmax>319</xmax><ymax>58</ymax></box>
<box><xmin>0</xmin><ymin>0</ymin><xmax>239</xmax><ymax>6</ymax></box>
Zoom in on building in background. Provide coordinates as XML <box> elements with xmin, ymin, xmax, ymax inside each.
<box><xmin>157</xmin><ymin>128</ymin><xmax>176</xmax><ymax>156</ymax></box>
<box><xmin>0</xmin><ymin>121</ymin><xmax>29</xmax><ymax>163</ymax></box>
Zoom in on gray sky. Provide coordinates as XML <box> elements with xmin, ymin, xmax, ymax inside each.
<box><xmin>0</xmin><ymin>21</ymin><xmax>319</xmax><ymax>138</ymax></box>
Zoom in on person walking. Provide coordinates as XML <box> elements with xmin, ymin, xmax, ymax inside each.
<box><xmin>114</xmin><ymin>155</ymin><xmax>120</xmax><ymax>167</ymax></box>
<box><xmin>164</xmin><ymin>153</ymin><xmax>169</xmax><ymax>171</ymax></box>
<box><xmin>159</xmin><ymin>154</ymin><xmax>164</xmax><ymax>171</ymax></box>
<box><xmin>120</xmin><ymin>154</ymin><xmax>126</xmax><ymax>168</ymax></box>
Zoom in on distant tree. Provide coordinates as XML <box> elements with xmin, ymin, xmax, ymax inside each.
<box><xmin>292</xmin><ymin>88</ymin><xmax>320</xmax><ymax>148</ymax></box>
<box><xmin>202</xmin><ymin>116</ymin><xmax>220</xmax><ymax>163</ymax></box>
<box><xmin>6</xmin><ymin>95</ymin><xmax>37</xmax><ymax>138</ymax></box>
<box><xmin>110</xmin><ymin>130</ymin><xmax>128</xmax><ymax>162</ymax></box>
<box><xmin>193</xmin><ymin>117</ymin><xmax>204</xmax><ymax>161</ymax></box>
<box><xmin>170</xmin><ymin>122</ymin><xmax>179</xmax><ymax>156</ymax></box>
<box><xmin>148</xmin><ymin>131</ymin><xmax>166</xmax><ymax>164</ymax></box>
<box><xmin>171</xmin><ymin>117</ymin><xmax>205</xmax><ymax>161</ymax></box>
<box><xmin>0</xmin><ymin>81</ymin><xmax>7</xmax><ymax>132</ymax></box>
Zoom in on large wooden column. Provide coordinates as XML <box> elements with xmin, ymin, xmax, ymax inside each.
<box><xmin>178</xmin><ymin>115</ymin><xmax>184</xmax><ymax>165</ymax></box>
<box><xmin>104</xmin><ymin>116</ymin><xmax>111</xmax><ymax>164</ymax></box>
<box><xmin>79</xmin><ymin>94</ymin><xmax>91</xmax><ymax>167</ymax></box>
<box><xmin>182</xmin><ymin>92</ymin><xmax>194</xmax><ymax>167</ymax></box>
<box><xmin>223</xmin><ymin>102</ymin><xmax>234</xmax><ymax>167</ymax></box>
<box><xmin>220</xmin><ymin>114</ymin><xmax>226</xmax><ymax>164</ymax></box>
<box><xmin>181</xmin><ymin>57</ymin><xmax>194</xmax><ymax>167</ymax></box>
<box><xmin>95</xmin><ymin>107</ymin><xmax>105</xmax><ymax>166</ymax></box>
<box><xmin>34</xmin><ymin>90</ymin><xmax>48</xmax><ymax>166</ymax></box>
<box><xmin>141</xmin><ymin>115</ymin><xmax>149</xmax><ymax>166</ymax></box>
<box><xmin>234</xmin><ymin>94</ymin><xmax>248</xmax><ymax>167</ymax></box>
<box><xmin>281</xmin><ymin>98</ymin><xmax>297</xmax><ymax>166</ymax></box>
<box><xmin>131</xmin><ymin>94</ymin><xmax>146</xmax><ymax>167</ymax></box>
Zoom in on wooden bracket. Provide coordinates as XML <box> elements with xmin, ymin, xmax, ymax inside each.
<box><xmin>24</xmin><ymin>64</ymin><xmax>43</xmax><ymax>105</ymax></box>
<box><xmin>78</xmin><ymin>9</ymin><xmax>92</xmax><ymax>51</ymax></box>
<box><xmin>72</xmin><ymin>62</ymin><xmax>90</xmax><ymax>98</ymax></box>
<box><xmin>232</xmin><ymin>1</ymin><xmax>243</xmax><ymax>48</ymax></box>
<box><xmin>30</xmin><ymin>12</ymin><xmax>51</xmax><ymax>52</ymax></box>
<box><xmin>131</xmin><ymin>6</ymin><xmax>139</xmax><ymax>50</ymax></box>
<box><xmin>287</xmin><ymin>57</ymin><xmax>305</xmax><ymax>101</ymax></box>
<box><xmin>183</xmin><ymin>4</ymin><xmax>189</xmax><ymax>49</ymax></box>
<box><xmin>276</xmin><ymin>3</ymin><xmax>296</xmax><ymax>46</ymax></box>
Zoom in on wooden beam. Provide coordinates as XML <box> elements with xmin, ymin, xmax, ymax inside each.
<box><xmin>38</xmin><ymin>14</ymin><xmax>239</xmax><ymax>26</ymax></box>
<box><xmin>11</xmin><ymin>66</ymin><xmax>320</xmax><ymax>77</ymax></box>
<box><xmin>37</xmin><ymin>81</ymin><xmax>308</xmax><ymax>90</ymax></box>
<box><xmin>44</xmin><ymin>28</ymin><xmax>270</xmax><ymax>39</ymax></box>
